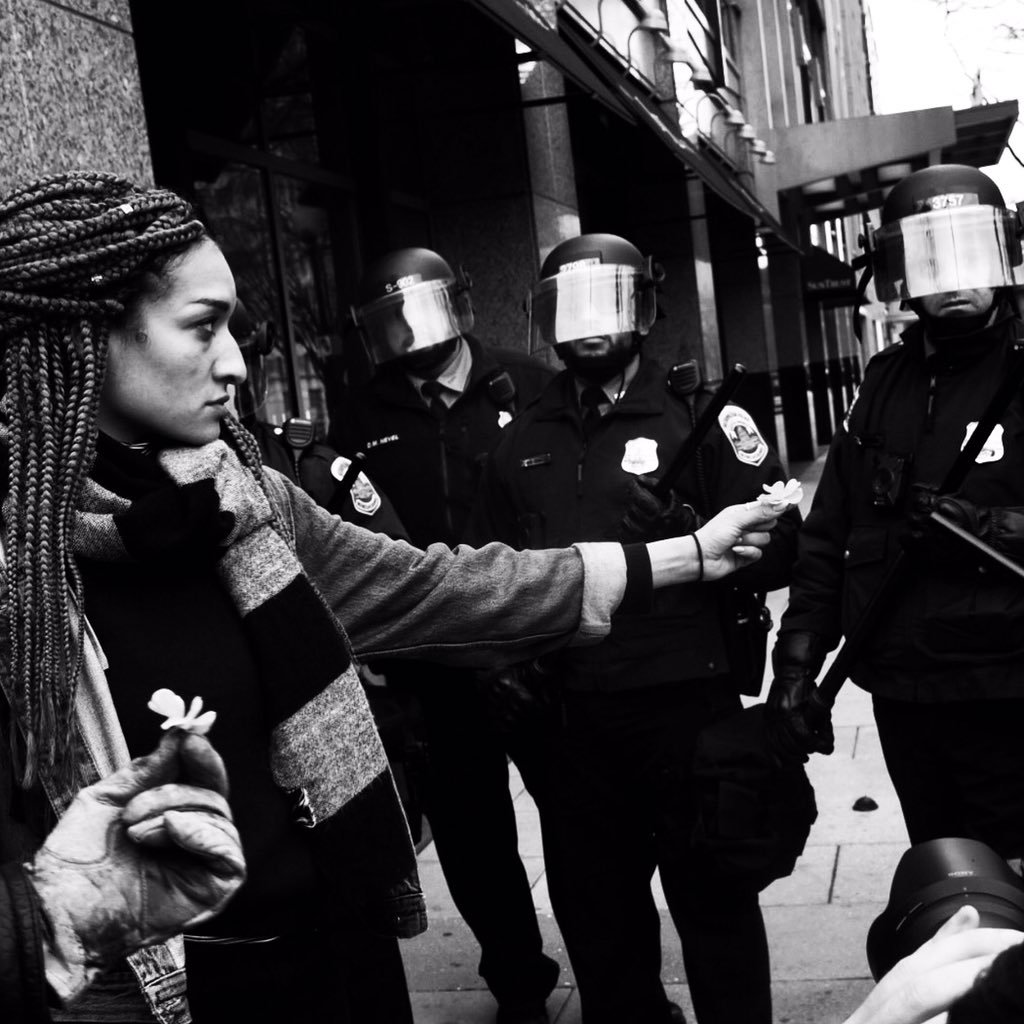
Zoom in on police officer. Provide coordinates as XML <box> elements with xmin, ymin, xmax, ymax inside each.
<box><xmin>465</xmin><ymin>233</ymin><xmax>801</xmax><ymax>1024</ymax></box>
<box><xmin>229</xmin><ymin>299</ymin><xmax>408</xmax><ymax>539</ymax></box>
<box><xmin>329</xmin><ymin>247</ymin><xmax>558</xmax><ymax>1024</ymax></box>
<box><xmin>770</xmin><ymin>164</ymin><xmax>1024</xmax><ymax>860</ymax></box>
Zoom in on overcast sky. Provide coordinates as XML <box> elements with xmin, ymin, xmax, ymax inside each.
<box><xmin>865</xmin><ymin>0</ymin><xmax>1024</xmax><ymax>204</ymax></box>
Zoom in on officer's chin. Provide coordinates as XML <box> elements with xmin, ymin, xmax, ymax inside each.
<box><xmin>397</xmin><ymin>338</ymin><xmax>460</xmax><ymax>378</ymax></box>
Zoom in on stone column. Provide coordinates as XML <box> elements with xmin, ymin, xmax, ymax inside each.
<box><xmin>707</xmin><ymin>189</ymin><xmax>779</xmax><ymax>447</ymax></box>
<box><xmin>764</xmin><ymin>236</ymin><xmax>817</xmax><ymax>463</ymax></box>
<box><xmin>0</xmin><ymin>1</ymin><xmax>151</xmax><ymax>194</ymax></box>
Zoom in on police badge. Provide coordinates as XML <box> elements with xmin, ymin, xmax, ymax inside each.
<box><xmin>621</xmin><ymin>437</ymin><xmax>659</xmax><ymax>475</ymax></box>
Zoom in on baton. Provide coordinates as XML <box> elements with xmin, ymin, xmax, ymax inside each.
<box><xmin>337</xmin><ymin>451</ymin><xmax>367</xmax><ymax>498</ymax></box>
<box><xmin>652</xmin><ymin>362</ymin><xmax>747</xmax><ymax>501</ymax></box>
<box><xmin>927</xmin><ymin>510</ymin><xmax>1024</xmax><ymax>584</ymax></box>
<box><xmin>814</xmin><ymin>337</ymin><xmax>1024</xmax><ymax>710</ymax></box>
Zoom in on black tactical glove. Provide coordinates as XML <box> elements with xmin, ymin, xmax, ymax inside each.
<box><xmin>619</xmin><ymin>474</ymin><xmax>700</xmax><ymax>542</ymax></box>
<box><xmin>766</xmin><ymin>630</ymin><xmax>834</xmax><ymax>756</ymax></box>
<box><xmin>906</xmin><ymin>487</ymin><xmax>1024</xmax><ymax>574</ymax></box>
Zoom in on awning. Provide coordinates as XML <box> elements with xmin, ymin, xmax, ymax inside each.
<box><xmin>468</xmin><ymin>0</ymin><xmax>634</xmax><ymax>121</ymax></box>
<box><xmin>769</xmin><ymin>100</ymin><xmax>1019</xmax><ymax>223</ymax></box>
<box><xmin>945</xmin><ymin>99</ymin><xmax>1019</xmax><ymax>167</ymax></box>
<box><xmin>803</xmin><ymin>245</ymin><xmax>859</xmax><ymax>307</ymax></box>
<box><xmin>468</xmin><ymin>0</ymin><xmax>798</xmax><ymax>248</ymax></box>
<box><xmin>614</xmin><ymin>88</ymin><xmax>793</xmax><ymax>244</ymax></box>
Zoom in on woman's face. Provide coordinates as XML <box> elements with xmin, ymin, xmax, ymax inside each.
<box><xmin>98</xmin><ymin>239</ymin><xmax>245</xmax><ymax>446</ymax></box>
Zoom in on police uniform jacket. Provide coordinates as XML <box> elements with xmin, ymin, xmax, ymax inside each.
<box><xmin>780</xmin><ymin>312</ymin><xmax>1024</xmax><ymax>701</ymax></box>
<box><xmin>466</xmin><ymin>356</ymin><xmax>800</xmax><ymax>692</ymax></box>
<box><xmin>251</xmin><ymin>420</ymin><xmax>409</xmax><ymax>540</ymax></box>
<box><xmin>330</xmin><ymin>335</ymin><xmax>554</xmax><ymax>549</ymax></box>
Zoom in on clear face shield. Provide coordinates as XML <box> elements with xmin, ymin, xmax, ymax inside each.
<box><xmin>527</xmin><ymin>264</ymin><xmax>657</xmax><ymax>352</ymax></box>
<box><xmin>871</xmin><ymin>204</ymin><xmax>1022</xmax><ymax>303</ymax></box>
<box><xmin>354</xmin><ymin>278</ymin><xmax>474</xmax><ymax>367</ymax></box>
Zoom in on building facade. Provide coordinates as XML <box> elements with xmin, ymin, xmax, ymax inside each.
<box><xmin>1</xmin><ymin>0</ymin><xmax>1016</xmax><ymax>466</ymax></box>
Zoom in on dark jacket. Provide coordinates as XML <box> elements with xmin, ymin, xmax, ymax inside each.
<box><xmin>466</xmin><ymin>357</ymin><xmax>800</xmax><ymax>691</ymax></box>
<box><xmin>0</xmin><ymin>708</ymin><xmax>49</xmax><ymax>1022</ymax></box>
<box><xmin>0</xmin><ymin>863</ymin><xmax>49</xmax><ymax>1023</ymax></box>
<box><xmin>328</xmin><ymin>336</ymin><xmax>554</xmax><ymax>549</ymax></box>
<box><xmin>780</xmin><ymin>314</ymin><xmax>1024</xmax><ymax>700</ymax></box>
<box><xmin>250</xmin><ymin>420</ymin><xmax>409</xmax><ymax>541</ymax></box>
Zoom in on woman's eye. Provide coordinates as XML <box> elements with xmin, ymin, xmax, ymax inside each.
<box><xmin>195</xmin><ymin>321</ymin><xmax>217</xmax><ymax>340</ymax></box>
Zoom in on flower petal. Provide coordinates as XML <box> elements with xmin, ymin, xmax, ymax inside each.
<box><xmin>148</xmin><ymin>689</ymin><xmax>185</xmax><ymax>718</ymax></box>
<box><xmin>190</xmin><ymin>711</ymin><xmax>217</xmax><ymax>736</ymax></box>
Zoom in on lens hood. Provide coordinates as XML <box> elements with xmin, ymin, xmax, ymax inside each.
<box><xmin>866</xmin><ymin>837</ymin><xmax>1024</xmax><ymax>980</ymax></box>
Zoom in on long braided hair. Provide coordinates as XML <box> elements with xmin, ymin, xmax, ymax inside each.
<box><xmin>0</xmin><ymin>171</ymin><xmax>261</xmax><ymax>787</ymax></box>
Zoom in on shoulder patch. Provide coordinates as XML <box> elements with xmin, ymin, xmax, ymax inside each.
<box><xmin>962</xmin><ymin>422</ymin><xmax>1005</xmax><ymax>464</ymax></box>
<box><xmin>719</xmin><ymin>405</ymin><xmax>768</xmax><ymax>466</ymax></box>
<box><xmin>330</xmin><ymin>456</ymin><xmax>382</xmax><ymax>516</ymax></box>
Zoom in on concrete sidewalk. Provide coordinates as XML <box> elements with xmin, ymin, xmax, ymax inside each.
<box><xmin>403</xmin><ymin>454</ymin><xmax>911</xmax><ymax>1023</ymax></box>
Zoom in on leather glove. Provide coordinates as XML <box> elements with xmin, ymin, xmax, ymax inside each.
<box><xmin>619</xmin><ymin>474</ymin><xmax>700</xmax><ymax>542</ymax></box>
<box><xmin>906</xmin><ymin>487</ymin><xmax>1024</xmax><ymax>573</ymax></box>
<box><xmin>767</xmin><ymin>630</ymin><xmax>834</xmax><ymax>756</ymax></box>
<box><xmin>28</xmin><ymin>730</ymin><xmax>246</xmax><ymax>1005</ymax></box>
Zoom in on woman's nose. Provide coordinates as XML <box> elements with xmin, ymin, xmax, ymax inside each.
<box><xmin>217</xmin><ymin>331</ymin><xmax>248</xmax><ymax>385</ymax></box>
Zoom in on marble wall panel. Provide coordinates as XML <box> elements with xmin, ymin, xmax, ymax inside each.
<box><xmin>432</xmin><ymin>194</ymin><xmax>539</xmax><ymax>354</ymax></box>
<box><xmin>45</xmin><ymin>0</ymin><xmax>131</xmax><ymax>29</ymax></box>
<box><xmin>0</xmin><ymin>0</ymin><xmax>151</xmax><ymax>195</ymax></box>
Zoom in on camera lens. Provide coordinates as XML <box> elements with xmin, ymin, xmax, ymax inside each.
<box><xmin>866</xmin><ymin>837</ymin><xmax>1024</xmax><ymax>980</ymax></box>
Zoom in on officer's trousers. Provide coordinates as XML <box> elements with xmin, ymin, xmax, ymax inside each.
<box><xmin>536</xmin><ymin>680</ymin><xmax>772</xmax><ymax>1024</ymax></box>
<box><xmin>390</xmin><ymin>660</ymin><xmax>560</xmax><ymax>1010</ymax></box>
<box><xmin>873</xmin><ymin>693</ymin><xmax>1024</xmax><ymax>859</ymax></box>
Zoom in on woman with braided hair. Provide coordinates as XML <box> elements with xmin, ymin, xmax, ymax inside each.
<box><xmin>0</xmin><ymin>170</ymin><xmax>784</xmax><ymax>1024</ymax></box>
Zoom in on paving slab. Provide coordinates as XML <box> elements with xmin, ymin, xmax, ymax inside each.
<box><xmin>402</xmin><ymin>914</ymin><xmax>574</xmax><ymax>993</ymax></box>
<box><xmin>411</xmin><ymin>985</ymin><xmax>575</xmax><ymax>1024</ymax></box>
<box><xmin>832</xmin><ymin>842</ymin><xmax>907</xmax><ymax>905</ymax></box>
<box><xmin>801</xmin><ymin>720</ymin><xmax>909</xmax><ymax>850</ymax></box>
<box><xmin>761</xmin><ymin>842</ymin><xmax>836</xmax><ymax>906</ymax></box>
<box><xmin>763</xmin><ymin>903</ymin><xmax>885</xmax><ymax>980</ymax></box>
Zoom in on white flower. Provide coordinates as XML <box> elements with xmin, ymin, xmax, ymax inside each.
<box><xmin>758</xmin><ymin>479</ymin><xmax>805</xmax><ymax>509</ymax></box>
<box><xmin>147</xmin><ymin>688</ymin><xmax>217</xmax><ymax>736</ymax></box>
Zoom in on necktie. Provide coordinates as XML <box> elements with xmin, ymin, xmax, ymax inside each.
<box><xmin>580</xmin><ymin>385</ymin><xmax>606</xmax><ymax>441</ymax></box>
<box><xmin>421</xmin><ymin>380</ymin><xmax>448</xmax><ymax>422</ymax></box>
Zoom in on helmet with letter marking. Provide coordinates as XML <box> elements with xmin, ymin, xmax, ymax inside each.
<box><xmin>870</xmin><ymin>164</ymin><xmax>1022</xmax><ymax>304</ymax></box>
<box><xmin>352</xmin><ymin>247</ymin><xmax>473</xmax><ymax>374</ymax></box>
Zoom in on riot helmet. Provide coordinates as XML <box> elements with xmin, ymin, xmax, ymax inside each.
<box><xmin>228</xmin><ymin>298</ymin><xmax>276</xmax><ymax>422</ymax></box>
<box><xmin>352</xmin><ymin>247</ymin><xmax>473</xmax><ymax>376</ymax></box>
<box><xmin>528</xmin><ymin>233</ymin><xmax>661</xmax><ymax>383</ymax></box>
<box><xmin>869</xmin><ymin>164</ymin><xmax>1022</xmax><ymax>305</ymax></box>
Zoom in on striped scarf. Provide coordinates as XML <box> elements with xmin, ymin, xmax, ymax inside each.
<box><xmin>73</xmin><ymin>439</ymin><xmax>426</xmax><ymax>939</ymax></box>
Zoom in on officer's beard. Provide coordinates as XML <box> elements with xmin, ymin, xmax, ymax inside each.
<box><xmin>397</xmin><ymin>336</ymin><xmax>461</xmax><ymax>379</ymax></box>
<box><xmin>557</xmin><ymin>337</ymin><xmax>640</xmax><ymax>385</ymax></box>
<box><xmin>920</xmin><ymin>307</ymin><xmax>995</xmax><ymax>341</ymax></box>
<box><xmin>914</xmin><ymin>292</ymin><xmax>1016</xmax><ymax>337</ymax></box>
<box><xmin>913</xmin><ymin>292</ymin><xmax>1017</xmax><ymax>365</ymax></box>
